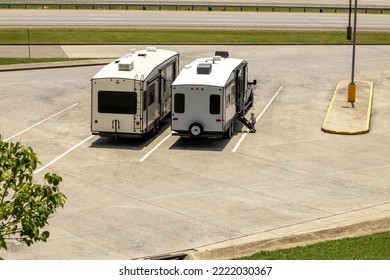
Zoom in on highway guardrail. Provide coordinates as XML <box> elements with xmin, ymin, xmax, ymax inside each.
<box><xmin>0</xmin><ymin>3</ymin><xmax>389</xmax><ymax>14</ymax></box>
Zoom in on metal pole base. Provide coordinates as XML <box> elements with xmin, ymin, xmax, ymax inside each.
<box><xmin>348</xmin><ymin>83</ymin><xmax>356</xmax><ymax>103</ymax></box>
<box><xmin>347</xmin><ymin>26</ymin><xmax>352</xmax><ymax>40</ymax></box>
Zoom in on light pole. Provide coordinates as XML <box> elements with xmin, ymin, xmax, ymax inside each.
<box><xmin>348</xmin><ymin>0</ymin><xmax>358</xmax><ymax>103</ymax></box>
<box><xmin>347</xmin><ymin>0</ymin><xmax>352</xmax><ymax>40</ymax></box>
<box><xmin>27</xmin><ymin>29</ymin><xmax>31</xmax><ymax>59</ymax></box>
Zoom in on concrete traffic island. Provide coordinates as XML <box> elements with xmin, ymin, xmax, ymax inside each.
<box><xmin>322</xmin><ymin>80</ymin><xmax>374</xmax><ymax>135</ymax></box>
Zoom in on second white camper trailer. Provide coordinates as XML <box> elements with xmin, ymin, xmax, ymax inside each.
<box><xmin>171</xmin><ymin>52</ymin><xmax>256</xmax><ymax>139</ymax></box>
<box><xmin>91</xmin><ymin>47</ymin><xmax>179</xmax><ymax>138</ymax></box>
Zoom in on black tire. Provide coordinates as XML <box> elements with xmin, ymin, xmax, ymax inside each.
<box><xmin>150</xmin><ymin>120</ymin><xmax>159</xmax><ymax>137</ymax></box>
<box><xmin>189</xmin><ymin>123</ymin><xmax>203</xmax><ymax>137</ymax></box>
<box><xmin>223</xmin><ymin>123</ymin><xmax>234</xmax><ymax>139</ymax></box>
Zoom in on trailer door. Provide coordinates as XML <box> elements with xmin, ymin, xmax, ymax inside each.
<box><xmin>160</xmin><ymin>61</ymin><xmax>176</xmax><ymax>117</ymax></box>
<box><xmin>235</xmin><ymin>62</ymin><xmax>248</xmax><ymax>113</ymax></box>
<box><xmin>208</xmin><ymin>93</ymin><xmax>223</xmax><ymax>132</ymax></box>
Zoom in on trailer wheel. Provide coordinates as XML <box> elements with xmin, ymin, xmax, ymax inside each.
<box><xmin>151</xmin><ymin>120</ymin><xmax>160</xmax><ymax>137</ymax></box>
<box><xmin>224</xmin><ymin>123</ymin><xmax>234</xmax><ymax>139</ymax></box>
<box><xmin>189</xmin><ymin>123</ymin><xmax>203</xmax><ymax>137</ymax></box>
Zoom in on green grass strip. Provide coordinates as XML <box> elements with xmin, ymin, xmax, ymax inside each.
<box><xmin>0</xmin><ymin>57</ymin><xmax>96</xmax><ymax>65</ymax></box>
<box><xmin>238</xmin><ymin>231</ymin><xmax>390</xmax><ymax>260</ymax></box>
<box><xmin>1</xmin><ymin>29</ymin><xmax>389</xmax><ymax>45</ymax></box>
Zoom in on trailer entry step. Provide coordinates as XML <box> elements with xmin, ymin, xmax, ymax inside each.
<box><xmin>237</xmin><ymin>113</ymin><xmax>256</xmax><ymax>132</ymax></box>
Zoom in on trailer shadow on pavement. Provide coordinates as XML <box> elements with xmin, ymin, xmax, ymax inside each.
<box><xmin>169</xmin><ymin>137</ymin><xmax>229</xmax><ymax>151</ymax></box>
<box><xmin>168</xmin><ymin>118</ymin><xmax>249</xmax><ymax>151</ymax></box>
<box><xmin>89</xmin><ymin>137</ymin><xmax>151</xmax><ymax>150</ymax></box>
<box><xmin>89</xmin><ymin>119</ymin><xmax>172</xmax><ymax>150</ymax></box>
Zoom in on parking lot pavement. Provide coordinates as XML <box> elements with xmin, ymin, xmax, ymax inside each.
<box><xmin>1</xmin><ymin>45</ymin><xmax>390</xmax><ymax>260</ymax></box>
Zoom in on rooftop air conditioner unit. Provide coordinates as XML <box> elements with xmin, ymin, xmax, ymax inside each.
<box><xmin>197</xmin><ymin>63</ymin><xmax>212</xmax><ymax>74</ymax></box>
<box><xmin>118</xmin><ymin>58</ymin><xmax>134</xmax><ymax>71</ymax></box>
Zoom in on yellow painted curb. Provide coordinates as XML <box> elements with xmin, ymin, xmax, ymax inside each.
<box><xmin>321</xmin><ymin>80</ymin><xmax>374</xmax><ymax>135</ymax></box>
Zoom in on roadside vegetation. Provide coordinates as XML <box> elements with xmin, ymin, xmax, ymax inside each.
<box><xmin>0</xmin><ymin>140</ymin><xmax>66</xmax><ymax>260</ymax></box>
<box><xmin>238</xmin><ymin>231</ymin><xmax>390</xmax><ymax>260</ymax></box>
<box><xmin>1</xmin><ymin>28</ymin><xmax>390</xmax><ymax>45</ymax></box>
<box><xmin>1</xmin><ymin>28</ymin><xmax>388</xmax><ymax>65</ymax></box>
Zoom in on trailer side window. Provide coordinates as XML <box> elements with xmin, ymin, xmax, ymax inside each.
<box><xmin>210</xmin><ymin>94</ymin><xmax>221</xmax><ymax>115</ymax></box>
<box><xmin>148</xmin><ymin>83</ymin><xmax>155</xmax><ymax>105</ymax></box>
<box><xmin>174</xmin><ymin>93</ymin><xmax>185</xmax><ymax>113</ymax></box>
<box><xmin>98</xmin><ymin>91</ymin><xmax>137</xmax><ymax>114</ymax></box>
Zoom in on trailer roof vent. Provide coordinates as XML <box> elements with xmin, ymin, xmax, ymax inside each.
<box><xmin>197</xmin><ymin>63</ymin><xmax>212</xmax><ymax>75</ymax></box>
<box><xmin>212</xmin><ymin>56</ymin><xmax>222</xmax><ymax>62</ymax></box>
<box><xmin>118</xmin><ymin>58</ymin><xmax>134</xmax><ymax>71</ymax></box>
<box><xmin>146</xmin><ymin>47</ymin><xmax>157</xmax><ymax>52</ymax></box>
<box><xmin>215</xmin><ymin>51</ymin><xmax>229</xmax><ymax>58</ymax></box>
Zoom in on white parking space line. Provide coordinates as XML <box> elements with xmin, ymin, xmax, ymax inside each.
<box><xmin>232</xmin><ymin>86</ymin><xmax>283</xmax><ymax>153</ymax></box>
<box><xmin>140</xmin><ymin>132</ymin><xmax>172</xmax><ymax>162</ymax></box>
<box><xmin>33</xmin><ymin>135</ymin><xmax>94</xmax><ymax>174</ymax></box>
<box><xmin>4</xmin><ymin>103</ymin><xmax>79</xmax><ymax>142</ymax></box>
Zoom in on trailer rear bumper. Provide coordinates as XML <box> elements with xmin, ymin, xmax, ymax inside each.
<box><xmin>171</xmin><ymin>130</ymin><xmax>224</xmax><ymax>139</ymax></box>
<box><xmin>92</xmin><ymin>131</ymin><xmax>144</xmax><ymax>139</ymax></box>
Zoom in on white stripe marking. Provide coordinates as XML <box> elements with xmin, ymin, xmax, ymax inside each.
<box><xmin>232</xmin><ymin>86</ymin><xmax>283</xmax><ymax>153</ymax></box>
<box><xmin>140</xmin><ymin>133</ymin><xmax>172</xmax><ymax>162</ymax></box>
<box><xmin>34</xmin><ymin>135</ymin><xmax>94</xmax><ymax>174</ymax></box>
<box><xmin>4</xmin><ymin>103</ymin><xmax>79</xmax><ymax>142</ymax></box>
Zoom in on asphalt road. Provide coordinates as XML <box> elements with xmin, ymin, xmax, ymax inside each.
<box><xmin>1</xmin><ymin>44</ymin><xmax>389</xmax><ymax>259</ymax></box>
<box><xmin>1</xmin><ymin>9</ymin><xmax>390</xmax><ymax>30</ymax></box>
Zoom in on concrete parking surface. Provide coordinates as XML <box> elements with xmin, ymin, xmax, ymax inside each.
<box><xmin>1</xmin><ymin>44</ymin><xmax>390</xmax><ymax>259</ymax></box>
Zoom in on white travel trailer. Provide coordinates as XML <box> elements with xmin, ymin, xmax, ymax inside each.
<box><xmin>171</xmin><ymin>52</ymin><xmax>256</xmax><ymax>139</ymax></box>
<box><xmin>91</xmin><ymin>47</ymin><xmax>179</xmax><ymax>138</ymax></box>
